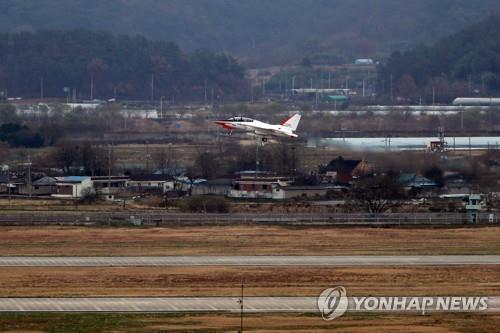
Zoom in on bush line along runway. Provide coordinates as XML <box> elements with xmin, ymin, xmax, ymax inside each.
<box><xmin>0</xmin><ymin>255</ymin><xmax>499</xmax><ymax>266</ymax></box>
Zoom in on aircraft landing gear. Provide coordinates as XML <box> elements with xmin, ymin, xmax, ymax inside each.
<box><xmin>261</xmin><ymin>137</ymin><xmax>268</xmax><ymax>143</ymax></box>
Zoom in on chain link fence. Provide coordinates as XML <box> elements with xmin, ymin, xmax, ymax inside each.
<box><xmin>0</xmin><ymin>212</ymin><xmax>498</xmax><ymax>226</ymax></box>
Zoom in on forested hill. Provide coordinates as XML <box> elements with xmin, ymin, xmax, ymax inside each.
<box><xmin>379</xmin><ymin>15</ymin><xmax>500</xmax><ymax>101</ymax></box>
<box><xmin>0</xmin><ymin>30</ymin><xmax>246</xmax><ymax>100</ymax></box>
<box><xmin>1</xmin><ymin>0</ymin><xmax>500</xmax><ymax>65</ymax></box>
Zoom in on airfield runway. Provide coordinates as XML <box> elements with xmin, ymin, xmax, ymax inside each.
<box><xmin>0</xmin><ymin>255</ymin><xmax>498</xmax><ymax>267</ymax></box>
<box><xmin>0</xmin><ymin>297</ymin><xmax>499</xmax><ymax>313</ymax></box>
<box><xmin>0</xmin><ymin>297</ymin><xmax>312</xmax><ymax>313</ymax></box>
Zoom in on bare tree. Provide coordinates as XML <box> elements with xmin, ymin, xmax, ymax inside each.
<box><xmin>153</xmin><ymin>145</ymin><xmax>176</xmax><ymax>174</ymax></box>
<box><xmin>195</xmin><ymin>151</ymin><xmax>221</xmax><ymax>179</ymax></box>
<box><xmin>53</xmin><ymin>140</ymin><xmax>80</xmax><ymax>174</ymax></box>
<box><xmin>349</xmin><ymin>174</ymin><xmax>405</xmax><ymax>213</ymax></box>
<box><xmin>79</xmin><ymin>142</ymin><xmax>115</xmax><ymax>176</ymax></box>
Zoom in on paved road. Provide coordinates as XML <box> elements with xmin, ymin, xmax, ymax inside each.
<box><xmin>0</xmin><ymin>255</ymin><xmax>498</xmax><ymax>267</ymax></box>
<box><xmin>0</xmin><ymin>297</ymin><xmax>499</xmax><ymax>313</ymax></box>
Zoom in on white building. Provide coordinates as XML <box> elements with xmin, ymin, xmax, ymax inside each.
<box><xmin>127</xmin><ymin>175</ymin><xmax>175</xmax><ymax>194</ymax></box>
<box><xmin>228</xmin><ymin>177</ymin><xmax>294</xmax><ymax>199</ymax></box>
<box><xmin>354</xmin><ymin>59</ymin><xmax>374</xmax><ymax>65</ymax></box>
<box><xmin>52</xmin><ymin>176</ymin><xmax>93</xmax><ymax>198</ymax></box>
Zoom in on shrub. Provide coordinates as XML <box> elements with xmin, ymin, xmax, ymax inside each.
<box><xmin>178</xmin><ymin>196</ymin><xmax>230</xmax><ymax>213</ymax></box>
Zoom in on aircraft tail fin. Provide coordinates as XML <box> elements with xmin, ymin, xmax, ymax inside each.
<box><xmin>281</xmin><ymin>114</ymin><xmax>301</xmax><ymax>131</ymax></box>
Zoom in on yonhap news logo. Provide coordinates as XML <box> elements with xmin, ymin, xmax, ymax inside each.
<box><xmin>317</xmin><ymin>286</ymin><xmax>348</xmax><ymax>320</ymax></box>
<box><xmin>317</xmin><ymin>286</ymin><xmax>491</xmax><ymax>321</ymax></box>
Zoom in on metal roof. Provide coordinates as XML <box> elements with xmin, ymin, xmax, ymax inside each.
<box><xmin>32</xmin><ymin>177</ymin><xmax>57</xmax><ymax>185</ymax></box>
<box><xmin>55</xmin><ymin>176</ymin><xmax>89</xmax><ymax>183</ymax></box>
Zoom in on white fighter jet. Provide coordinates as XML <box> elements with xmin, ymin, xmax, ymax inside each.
<box><xmin>214</xmin><ymin>114</ymin><xmax>301</xmax><ymax>142</ymax></box>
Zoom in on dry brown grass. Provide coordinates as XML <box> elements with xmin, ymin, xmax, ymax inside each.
<box><xmin>144</xmin><ymin>313</ymin><xmax>500</xmax><ymax>333</ymax></box>
<box><xmin>0</xmin><ymin>226</ymin><xmax>498</xmax><ymax>331</ymax></box>
<box><xmin>1</xmin><ymin>312</ymin><xmax>498</xmax><ymax>333</ymax></box>
<box><xmin>0</xmin><ymin>266</ymin><xmax>497</xmax><ymax>297</ymax></box>
<box><xmin>0</xmin><ymin>226</ymin><xmax>498</xmax><ymax>256</ymax></box>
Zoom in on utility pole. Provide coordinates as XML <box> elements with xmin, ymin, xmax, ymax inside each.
<box><xmin>204</xmin><ymin>80</ymin><xmax>208</xmax><ymax>104</ymax></box>
<box><xmin>90</xmin><ymin>75</ymin><xmax>94</xmax><ymax>100</ymax></box>
<box><xmin>108</xmin><ymin>143</ymin><xmax>112</xmax><ymax>195</ymax></box>
<box><xmin>160</xmin><ymin>96</ymin><xmax>165</xmax><ymax>118</ymax></box>
<box><xmin>145</xmin><ymin>141</ymin><xmax>150</xmax><ymax>172</ymax></box>
<box><xmin>328</xmin><ymin>72</ymin><xmax>331</xmax><ymax>89</ymax></box>
<box><xmin>469</xmin><ymin>136</ymin><xmax>472</xmax><ymax>159</ymax></box>
<box><xmin>150</xmin><ymin>74</ymin><xmax>155</xmax><ymax>101</ymax></box>
<box><xmin>27</xmin><ymin>156</ymin><xmax>32</xmax><ymax>198</ymax></box>
<box><xmin>7</xmin><ymin>169</ymin><xmax>10</xmax><ymax>206</ymax></box>
<box><xmin>390</xmin><ymin>74</ymin><xmax>393</xmax><ymax>103</ymax></box>
<box><xmin>40</xmin><ymin>77</ymin><xmax>44</xmax><ymax>100</ymax></box>
<box><xmin>432</xmin><ymin>87</ymin><xmax>436</xmax><ymax>105</ymax></box>
<box><xmin>255</xmin><ymin>139</ymin><xmax>260</xmax><ymax>175</ymax></box>
<box><xmin>237</xmin><ymin>284</ymin><xmax>244</xmax><ymax>333</ymax></box>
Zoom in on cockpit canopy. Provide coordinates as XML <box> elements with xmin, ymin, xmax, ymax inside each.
<box><xmin>228</xmin><ymin>117</ymin><xmax>254</xmax><ymax>122</ymax></box>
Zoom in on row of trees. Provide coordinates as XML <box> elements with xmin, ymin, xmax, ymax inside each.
<box><xmin>0</xmin><ymin>103</ymin><xmax>129</xmax><ymax>147</ymax></box>
<box><xmin>193</xmin><ymin>143</ymin><xmax>299</xmax><ymax>179</ymax></box>
<box><xmin>53</xmin><ymin>141</ymin><xmax>114</xmax><ymax>176</ymax></box>
<box><xmin>0</xmin><ymin>30</ymin><xmax>248</xmax><ymax>101</ymax></box>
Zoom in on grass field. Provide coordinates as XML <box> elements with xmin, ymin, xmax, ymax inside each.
<box><xmin>0</xmin><ymin>313</ymin><xmax>499</xmax><ymax>333</ymax></box>
<box><xmin>0</xmin><ymin>266</ymin><xmax>497</xmax><ymax>297</ymax></box>
<box><xmin>0</xmin><ymin>225</ymin><xmax>498</xmax><ymax>332</ymax></box>
<box><xmin>0</xmin><ymin>226</ymin><xmax>499</xmax><ymax>256</ymax></box>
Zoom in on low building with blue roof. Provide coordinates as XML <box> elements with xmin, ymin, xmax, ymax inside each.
<box><xmin>52</xmin><ymin>176</ymin><xmax>93</xmax><ymax>198</ymax></box>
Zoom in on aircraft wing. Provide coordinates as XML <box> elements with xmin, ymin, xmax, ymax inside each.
<box><xmin>253</xmin><ymin>128</ymin><xmax>282</xmax><ymax>137</ymax></box>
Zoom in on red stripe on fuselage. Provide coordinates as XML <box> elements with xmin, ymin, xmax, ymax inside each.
<box><xmin>215</xmin><ymin>121</ymin><xmax>237</xmax><ymax>130</ymax></box>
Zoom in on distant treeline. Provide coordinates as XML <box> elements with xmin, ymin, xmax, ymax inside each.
<box><xmin>379</xmin><ymin>15</ymin><xmax>500</xmax><ymax>102</ymax></box>
<box><xmin>0</xmin><ymin>30</ymin><xmax>248</xmax><ymax>101</ymax></box>
<box><xmin>2</xmin><ymin>0</ymin><xmax>500</xmax><ymax>66</ymax></box>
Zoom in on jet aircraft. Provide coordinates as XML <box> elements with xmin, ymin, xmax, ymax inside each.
<box><xmin>214</xmin><ymin>114</ymin><xmax>301</xmax><ymax>142</ymax></box>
